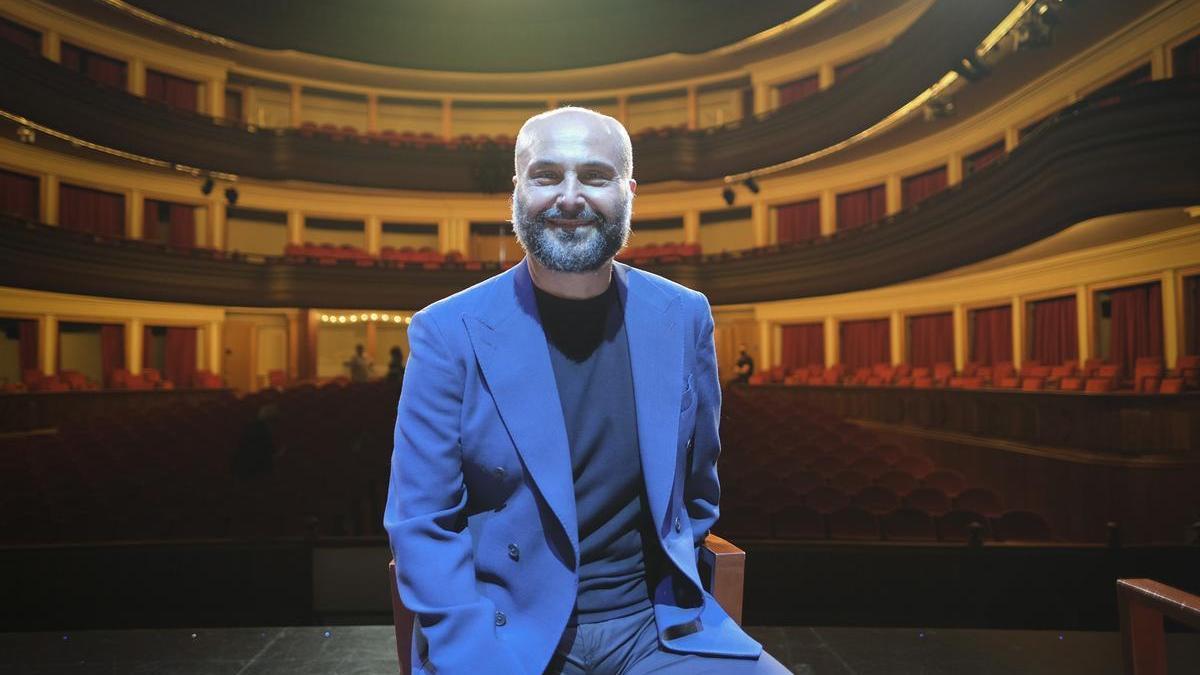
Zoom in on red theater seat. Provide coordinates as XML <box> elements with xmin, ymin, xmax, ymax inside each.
<box><xmin>877</xmin><ymin>470</ymin><xmax>919</xmax><ymax>496</ymax></box>
<box><xmin>772</xmin><ymin>505</ymin><xmax>826</xmax><ymax>540</ymax></box>
<box><xmin>807</xmin><ymin>456</ymin><xmax>847</xmax><ymax>479</ymax></box>
<box><xmin>1085</xmin><ymin>377</ymin><xmax>1114</xmax><ymax>392</ymax></box>
<box><xmin>881</xmin><ymin>508</ymin><xmax>938</xmax><ymax>541</ymax></box>
<box><xmin>938</xmin><ymin>509</ymin><xmax>991</xmax><ymax>542</ymax></box>
<box><xmin>904</xmin><ymin>487</ymin><xmax>951</xmax><ymax>516</ymax></box>
<box><xmin>922</xmin><ymin>469</ymin><xmax>967</xmax><ymax>497</ymax></box>
<box><xmin>869</xmin><ymin>443</ymin><xmax>904</xmax><ymax>464</ymax></box>
<box><xmin>830</xmin><ymin>470</ymin><xmax>871</xmax><ymax>494</ymax></box>
<box><xmin>1059</xmin><ymin>376</ymin><xmax>1084</xmax><ymax>391</ymax></box>
<box><xmin>788</xmin><ymin>470</ymin><xmax>824</xmax><ymax>494</ymax></box>
<box><xmin>1159</xmin><ymin>378</ymin><xmax>1183</xmax><ymax>394</ymax></box>
<box><xmin>804</xmin><ymin>486</ymin><xmax>849</xmax><ymax>514</ymax></box>
<box><xmin>828</xmin><ymin>506</ymin><xmax>880</xmax><ymax>540</ymax></box>
<box><xmin>853</xmin><ymin>486</ymin><xmax>899</xmax><ymax>514</ymax></box>
<box><xmin>893</xmin><ymin>454</ymin><xmax>935</xmax><ymax>479</ymax></box>
<box><xmin>954</xmin><ymin>487</ymin><xmax>1005</xmax><ymax>517</ymax></box>
<box><xmin>1021</xmin><ymin>377</ymin><xmax>1045</xmax><ymax>391</ymax></box>
<box><xmin>848</xmin><ymin>456</ymin><xmax>890</xmax><ymax>479</ymax></box>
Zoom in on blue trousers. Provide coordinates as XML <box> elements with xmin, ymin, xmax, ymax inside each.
<box><xmin>543</xmin><ymin>605</ymin><xmax>793</xmax><ymax>674</ymax></box>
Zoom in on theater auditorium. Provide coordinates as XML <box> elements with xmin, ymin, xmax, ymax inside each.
<box><xmin>1</xmin><ymin>0</ymin><xmax>1199</xmax><ymax>673</ymax></box>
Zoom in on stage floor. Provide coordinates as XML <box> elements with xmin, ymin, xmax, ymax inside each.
<box><xmin>3</xmin><ymin>625</ymin><xmax>1199</xmax><ymax>674</ymax></box>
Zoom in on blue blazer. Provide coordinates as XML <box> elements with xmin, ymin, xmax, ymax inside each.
<box><xmin>384</xmin><ymin>258</ymin><xmax>762</xmax><ymax>675</ymax></box>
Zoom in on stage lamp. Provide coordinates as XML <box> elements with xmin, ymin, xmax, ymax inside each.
<box><xmin>743</xmin><ymin>178</ymin><xmax>760</xmax><ymax>194</ymax></box>
<box><xmin>721</xmin><ymin>186</ymin><xmax>736</xmax><ymax>206</ymax></box>
<box><xmin>224</xmin><ymin>187</ymin><xmax>239</xmax><ymax>206</ymax></box>
<box><xmin>200</xmin><ymin>177</ymin><xmax>214</xmax><ymax>195</ymax></box>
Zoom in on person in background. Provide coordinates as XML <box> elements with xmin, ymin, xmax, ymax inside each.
<box><xmin>344</xmin><ymin>343</ymin><xmax>374</xmax><ymax>383</ymax></box>
<box><xmin>386</xmin><ymin>345</ymin><xmax>405</xmax><ymax>384</ymax></box>
<box><xmin>734</xmin><ymin>344</ymin><xmax>755</xmax><ymax>384</ymax></box>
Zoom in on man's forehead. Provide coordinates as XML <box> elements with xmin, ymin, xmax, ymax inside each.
<box><xmin>519</xmin><ymin>114</ymin><xmax>621</xmax><ymax>166</ymax></box>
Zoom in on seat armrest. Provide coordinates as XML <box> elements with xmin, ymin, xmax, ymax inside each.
<box><xmin>698</xmin><ymin>533</ymin><xmax>746</xmax><ymax>624</ymax></box>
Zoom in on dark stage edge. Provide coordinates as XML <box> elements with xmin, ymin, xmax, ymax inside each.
<box><xmin>2</xmin><ymin>625</ymin><xmax>1199</xmax><ymax>674</ymax></box>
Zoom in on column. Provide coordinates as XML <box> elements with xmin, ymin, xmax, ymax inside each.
<box><xmin>1151</xmin><ymin>45</ymin><xmax>1168</xmax><ymax>80</ymax></box>
<box><xmin>441</xmin><ymin>98</ymin><xmax>453</xmax><ymax>141</ymax></box>
<box><xmin>39</xmin><ymin>315</ymin><xmax>57</xmax><ymax>376</ymax></box>
<box><xmin>757</xmin><ymin>319</ymin><xmax>772</xmax><ymax>371</ymax></box>
<box><xmin>367</xmin><ymin>93</ymin><xmax>379</xmax><ymax>133</ymax></box>
<box><xmin>437</xmin><ymin>217</ymin><xmax>470</xmax><ymax>255</ymax></box>
<box><xmin>1075</xmin><ymin>285</ymin><xmax>1091</xmax><ymax>365</ymax></box>
<box><xmin>752</xmin><ymin>81</ymin><xmax>770</xmax><ymax>115</ymax></box>
<box><xmin>365</xmin><ymin>321</ymin><xmax>378</xmax><ymax>362</ymax></box>
<box><xmin>208</xmin><ymin>199</ymin><xmax>227</xmax><ymax>250</ymax></box>
<box><xmin>819</xmin><ymin>189</ymin><xmax>836</xmax><ymax>236</ymax></box>
<box><xmin>952</xmin><ymin>303</ymin><xmax>967</xmax><ymax>373</ymax></box>
<box><xmin>751</xmin><ymin>199</ymin><xmax>769</xmax><ymax>247</ymax></box>
<box><xmin>208</xmin><ymin>77</ymin><xmax>225</xmax><ymax>118</ymax></box>
<box><xmin>890</xmin><ymin>311</ymin><xmax>904</xmax><ymax>366</ymax></box>
<box><xmin>824</xmin><ymin>317</ymin><xmax>838</xmax><ymax>368</ymax></box>
<box><xmin>1010</xmin><ymin>296</ymin><xmax>1024</xmax><ymax>369</ymax></box>
<box><xmin>683</xmin><ymin>209</ymin><xmax>700</xmax><ymax>245</ymax></box>
<box><xmin>1004</xmin><ymin>126</ymin><xmax>1019</xmax><ymax>152</ymax></box>
<box><xmin>286</xmin><ymin>313</ymin><xmax>301</xmax><ymax>380</ymax></box>
<box><xmin>127</xmin><ymin>189</ymin><xmax>144</xmax><ymax>239</ymax></box>
<box><xmin>297</xmin><ymin>309</ymin><xmax>319</xmax><ymax>381</ymax></box>
<box><xmin>206</xmin><ymin>320</ymin><xmax>222</xmax><ymax>375</ymax></box>
<box><xmin>616</xmin><ymin>95</ymin><xmax>629</xmax><ymax>126</ymax></box>
<box><xmin>128</xmin><ymin>57</ymin><xmax>145</xmax><ymax>96</ymax></box>
<box><xmin>289</xmin><ymin>82</ymin><xmax>302</xmax><ymax>128</ymax></box>
<box><xmin>818</xmin><ymin>63</ymin><xmax>835</xmax><ymax>90</ymax></box>
<box><xmin>947</xmin><ymin>152</ymin><xmax>964</xmax><ymax>187</ymax></box>
<box><xmin>885</xmin><ymin>174</ymin><xmax>902</xmax><ymax>216</ymax></box>
<box><xmin>766</xmin><ymin>205</ymin><xmax>778</xmax><ymax>245</ymax></box>
<box><xmin>41</xmin><ymin>174</ymin><xmax>59</xmax><ymax>225</ymax></box>
<box><xmin>41</xmin><ymin>30</ymin><xmax>60</xmax><ymax>62</ymax></box>
<box><xmin>287</xmin><ymin>209</ymin><xmax>304</xmax><ymax>245</ymax></box>
<box><xmin>686</xmin><ymin>85</ymin><xmax>699</xmax><ymax>130</ymax></box>
<box><xmin>365</xmin><ymin>215</ymin><xmax>382</xmax><ymax>256</ymax></box>
<box><xmin>1161</xmin><ymin>270</ymin><xmax>1179</xmax><ymax>369</ymax></box>
<box><xmin>126</xmin><ymin>317</ymin><xmax>143</xmax><ymax>375</ymax></box>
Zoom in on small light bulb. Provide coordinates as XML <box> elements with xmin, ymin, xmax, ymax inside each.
<box><xmin>370</xmin><ymin>313</ymin><xmax>379</xmax><ymax>321</ymax></box>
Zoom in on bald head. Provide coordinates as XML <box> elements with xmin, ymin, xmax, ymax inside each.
<box><xmin>514</xmin><ymin>106</ymin><xmax>633</xmax><ymax>180</ymax></box>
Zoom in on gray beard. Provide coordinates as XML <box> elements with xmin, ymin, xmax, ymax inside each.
<box><xmin>511</xmin><ymin>191</ymin><xmax>631</xmax><ymax>273</ymax></box>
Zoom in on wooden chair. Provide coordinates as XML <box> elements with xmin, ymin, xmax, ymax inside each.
<box><xmin>1117</xmin><ymin>579</ymin><xmax>1200</xmax><ymax>674</ymax></box>
<box><xmin>388</xmin><ymin>533</ymin><xmax>746</xmax><ymax>674</ymax></box>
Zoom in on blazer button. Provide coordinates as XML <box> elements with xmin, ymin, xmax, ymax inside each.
<box><xmin>687</xmin><ymin>438</ymin><xmax>694</xmax><ymax>450</ymax></box>
<box><xmin>674</xmin><ymin>517</ymin><xmax>682</xmax><ymax>533</ymax></box>
<box><xmin>494</xmin><ymin>466</ymin><xmax>506</xmax><ymax>477</ymax></box>
<box><xmin>495</xmin><ymin>610</ymin><xmax>507</xmax><ymax>626</ymax></box>
<box><xmin>508</xmin><ymin>543</ymin><xmax>520</xmax><ymax>561</ymax></box>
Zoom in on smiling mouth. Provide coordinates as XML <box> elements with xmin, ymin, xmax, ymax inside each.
<box><xmin>548</xmin><ymin>219</ymin><xmax>594</xmax><ymax>228</ymax></box>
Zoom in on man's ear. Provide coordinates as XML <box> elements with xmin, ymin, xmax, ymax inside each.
<box><xmin>628</xmin><ymin>179</ymin><xmax>638</xmax><ymax>195</ymax></box>
<box><xmin>512</xmin><ymin>174</ymin><xmax>518</xmax><ymax>187</ymax></box>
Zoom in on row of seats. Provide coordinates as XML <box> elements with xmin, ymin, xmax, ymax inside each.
<box><xmin>751</xmin><ymin>356</ymin><xmax>1199</xmax><ymax>394</ymax></box>
<box><xmin>616</xmin><ymin>242</ymin><xmax>702</xmax><ymax>263</ymax></box>
<box><xmin>295</xmin><ymin>122</ymin><xmax>699</xmax><ymax>148</ymax></box>
<box><xmin>4</xmin><ymin>368</ymin><xmax>224</xmax><ymax>393</ymax></box>
<box><xmin>718</xmin><ymin>504</ymin><xmax>1054</xmax><ymax>543</ymax></box>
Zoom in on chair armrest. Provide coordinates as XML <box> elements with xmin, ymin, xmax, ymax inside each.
<box><xmin>698</xmin><ymin>533</ymin><xmax>746</xmax><ymax>624</ymax></box>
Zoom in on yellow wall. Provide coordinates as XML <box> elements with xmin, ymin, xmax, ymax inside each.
<box><xmin>380</xmin><ymin>230</ymin><xmax>439</xmax><ymax>251</ymax></box>
<box><xmin>318</xmin><ymin>323</ymin><xmax>368</xmax><ymax>378</ymax></box>
<box><xmin>227</xmin><ymin>217</ymin><xmax>288</xmax><ymax>256</ymax></box>
<box><xmin>305</xmin><ymin>225</ymin><xmax>366</xmax><ymax>249</ymax></box>
<box><xmin>471</xmin><ymin>232</ymin><xmax>522</xmax><ymax>264</ymax></box>
<box><xmin>627</xmin><ymin>94</ymin><xmax>687</xmax><ymax>132</ymax></box>
<box><xmin>628</xmin><ymin>227</ymin><xmax>686</xmax><ymax>248</ymax></box>
<box><xmin>0</xmin><ymin>331</ymin><xmax>21</xmax><ymax>384</ymax></box>
<box><xmin>58</xmin><ymin>328</ymin><xmax>102</xmax><ymax>383</ymax></box>
<box><xmin>378</xmin><ymin>101</ymin><xmax>442</xmax><ymax>135</ymax></box>
<box><xmin>700</xmin><ymin>218</ymin><xmax>755</xmax><ymax>253</ymax></box>
<box><xmin>302</xmin><ymin>93</ymin><xmax>369</xmax><ymax>129</ymax></box>
<box><xmin>697</xmin><ymin>88</ymin><xmax>742</xmax><ymax>127</ymax></box>
<box><xmin>452</xmin><ymin>104</ymin><xmax>545</xmax><ymax>137</ymax></box>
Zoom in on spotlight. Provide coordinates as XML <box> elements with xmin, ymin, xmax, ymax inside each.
<box><xmin>16</xmin><ymin>126</ymin><xmax>35</xmax><ymax>144</ymax></box>
<box><xmin>224</xmin><ymin>187</ymin><xmax>239</xmax><ymax>205</ymax></box>
<box><xmin>201</xmin><ymin>177</ymin><xmax>214</xmax><ymax>195</ymax></box>
<box><xmin>743</xmin><ymin>178</ymin><xmax>760</xmax><ymax>194</ymax></box>
<box><xmin>721</xmin><ymin>186</ymin><xmax>736</xmax><ymax>206</ymax></box>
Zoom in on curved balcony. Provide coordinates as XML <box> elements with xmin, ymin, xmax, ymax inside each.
<box><xmin>2</xmin><ymin>79</ymin><xmax>1197</xmax><ymax>310</ymax></box>
<box><xmin>0</xmin><ymin>0</ymin><xmax>1014</xmax><ymax>191</ymax></box>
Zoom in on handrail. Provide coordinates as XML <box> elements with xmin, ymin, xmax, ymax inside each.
<box><xmin>1117</xmin><ymin>578</ymin><xmax>1200</xmax><ymax>675</ymax></box>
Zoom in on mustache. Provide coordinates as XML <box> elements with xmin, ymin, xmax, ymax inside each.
<box><xmin>531</xmin><ymin>205</ymin><xmax>604</xmax><ymax>225</ymax></box>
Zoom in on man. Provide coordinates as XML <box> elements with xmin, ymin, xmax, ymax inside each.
<box><xmin>734</xmin><ymin>345</ymin><xmax>755</xmax><ymax>385</ymax></box>
<box><xmin>384</xmin><ymin>107</ymin><xmax>791</xmax><ymax>674</ymax></box>
<box><xmin>343</xmin><ymin>343</ymin><xmax>373</xmax><ymax>382</ymax></box>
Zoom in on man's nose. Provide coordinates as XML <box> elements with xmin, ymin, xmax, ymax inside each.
<box><xmin>555</xmin><ymin>176</ymin><xmax>586</xmax><ymax>216</ymax></box>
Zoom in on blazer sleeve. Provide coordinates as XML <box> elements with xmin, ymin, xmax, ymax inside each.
<box><xmin>685</xmin><ymin>293</ymin><xmax>722</xmax><ymax>551</ymax></box>
<box><xmin>383</xmin><ymin>310</ymin><xmax>523</xmax><ymax>675</ymax></box>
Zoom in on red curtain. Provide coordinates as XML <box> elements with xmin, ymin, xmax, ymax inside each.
<box><xmin>836</xmin><ymin>185</ymin><xmax>886</xmax><ymax>231</ymax></box>
<box><xmin>164</xmin><ymin>327</ymin><xmax>197</xmax><ymax>387</ymax></box>
<box><xmin>99</xmin><ymin>324</ymin><xmax>125</xmax><ymax>387</ymax></box>
<box><xmin>1029</xmin><ymin>296</ymin><xmax>1078</xmax><ymax>365</ymax></box>
<box><xmin>902</xmin><ymin>167</ymin><xmax>948</xmax><ymax>209</ymax></box>
<box><xmin>145</xmin><ymin>199</ymin><xmax>196</xmax><ymax>247</ymax></box>
<box><xmin>776</xmin><ymin>200</ymin><xmax>820</xmax><ymax>244</ymax></box>
<box><xmin>225</xmin><ymin>88</ymin><xmax>243</xmax><ymax>122</ymax></box>
<box><xmin>0</xmin><ymin>169</ymin><xmax>39</xmax><ymax>220</ymax></box>
<box><xmin>966</xmin><ymin>141</ymin><xmax>1005</xmax><ymax>176</ymax></box>
<box><xmin>971</xmin><ymin>305</ymin><xmax>1012</xmax><ymax>366</ymax></box>
<box><xmin>60</xmin><ymin>42</ymin><xmax>127</xmax><ymax>89</ymax></box>
<box><xmin>781</xmin><ymin>323</ymin><xmax>824</xmax><ymax>371</ymax></box>
<box><xmin>0</xmin><ymin>17</ymin><xmax>40</xmax><ymax>54</ymax></box>
<box><xmin>836</xmin><ymin>56</ymin><xmax>868</xmax><ymax>80</ymax></box>
<box><xmin>1109</xmin><ymin>283</ymin><xmax>1163</xmax><ymax>376</ymax></box>
<box><xmin>778</xmin><ymin>75</ymin><xmax>818</xmax><ymax>107</ymax></box>
<box><xmin>146</xmin><ymin>69</ymin><xmax>199</xmax><ymax>111</ymax></box>
<box><xmin>840</xmin><ymin>318</ymin><xmax>890</xmax><ymax>369</ymax></box>
<box><xmin>59</xmin><ymin>184</ymin><xmax>125</xmax><ymax>237</ymax></box>
<box><xmin>1187</xmin><ymin>276</ymin><xmax>1200</xmax><ymax>356</ymax></box>
<box><xmin>18</xmin><ymin>319</ymin><xmax>38</xmax><ymax>371</ymax></box>
<box><xmin>908</xmin><ymin>313</ymin><xmax>954</xmax><ymax>367</ymax></box>
<box><xmin>1172</xmin><ymin>34</ymin><xmax>1200</xmax><ymax>78</ymax></box>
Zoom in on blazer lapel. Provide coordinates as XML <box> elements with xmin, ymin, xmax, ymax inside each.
<box><xmin>614</xmin><ymin>263</ymin><xmax>682</xmax><ymax>539</ymax></box>
<box><xmin>463</xmin><ymin>260</ymin><xmax>579</xmax><ymax>559</ymax></box>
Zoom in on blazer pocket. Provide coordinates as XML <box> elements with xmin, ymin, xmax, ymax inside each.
<box><xmin>680</xmin><ymin>374</ymin><xmax>696</xmax><ymax>413</ymax></box>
